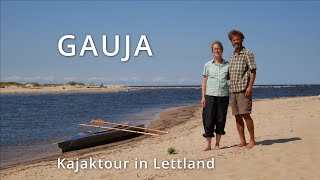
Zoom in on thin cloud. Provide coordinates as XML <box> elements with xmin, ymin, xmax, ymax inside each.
<box><xmin>64</xmin><ymin>76</ymin><xmax>78</xmax><ymax>82</ymax></box>
<box><xmin>2</xmin><ymin>75</ymin><xmax>55</xmax><ymax>82</ymax></box>
<box><xmin>87</xmin><ymin>76</ymin><xmax>143</xmax><ymax>83</ymax></box>
<box><xmin>152</xmin><ymin>76</ymin><xmax>167</xmax><ymax>82</ymax></box>
<box><xmin>177</xmin><ymin>77</ymin><xmax>199</xmax><ymax>84</ymax></box>
<box><xmin>2</xmin><ymin>75</ymin><xmax>22</xmax><ymax>81</ymax></box>
<box><xmin>87</xmin><ymin>76</ymin><xmax>114</xmax><ymax>82</ymax></box>
<box><xmin>42</xmin><ymin>76</ymin><xmax>55</xmax><ymax>81</ymax></box>
<box><xmin>130</xmin><ymin>76</ymin><xmax>142</xmax><ymax>82</ymax></box>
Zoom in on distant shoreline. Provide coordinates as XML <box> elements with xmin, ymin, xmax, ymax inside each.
<box><xmin>0</xmin><ymin>85</ymin><xmax>130</xmax><ymax>95</ymax></box>
<box><xmin>0</xmin><ymin>84</ymin><xmax>319</xmax><ymax>95</ymax></box>
<box><xmin>0</xmin><ymin>85</ymin><xmax>202</xmax><ymax>95</ymax></box>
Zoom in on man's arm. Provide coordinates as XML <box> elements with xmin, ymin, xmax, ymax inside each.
<box><xmin>245</xmin><ymin>69</ymin><xmax>256</xmax><ymax>97</ymax></box>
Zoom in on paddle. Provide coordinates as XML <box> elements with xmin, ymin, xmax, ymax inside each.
<box><xmin>91</xmin><ymin>119</ymin><xmax>169</xmax><ymax>134</ymax></box>
<box><xmin>79</xmin><ymin>124</ymin><xmax>160</xmax><ymax>136</ymax></box>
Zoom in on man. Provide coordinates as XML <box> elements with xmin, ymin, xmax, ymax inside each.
<box><xmin>228</xmin><ymin>30</ymin><xmax>257</xmax><ymax>148</ymax></box>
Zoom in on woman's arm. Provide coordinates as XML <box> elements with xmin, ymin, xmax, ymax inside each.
<box><xmin>201</xmin><ymin>76</ymin><xmax>208</xmax><ymax>108</ymax></box>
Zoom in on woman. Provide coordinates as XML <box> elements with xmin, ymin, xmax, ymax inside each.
<box><xmin>201</xmin><ymin>41</ymin><xmax>229</xmax><ymax>151</ymax></box>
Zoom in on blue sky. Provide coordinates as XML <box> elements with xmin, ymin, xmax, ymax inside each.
<box><xmin>1</xmin><ymin>0</ymin><xmax>319</xmax><ymax>85</ymax></box>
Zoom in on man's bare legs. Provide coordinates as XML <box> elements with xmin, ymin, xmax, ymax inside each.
<box><xmin>235</xmin><ymin>114</ymin><xmax>255</xmax><ymax>148</ymax></box>
<box><xmin>242</xmin><ymin>114</ymin><xmax>255</xmax><ymax>148</ymax></box>
<box><xmin>215</xmin><ymin>134</ymin><xmax>222</xmax><ymax>150</ymax></box>
<box><xmin>204</xmin><ymin>137</ymin><xmax>212</xmax><ymax>151</ymax></box>
<box><xmin>235</xmin><ymin>115</ymin><xmax>246</xmax><ymax>147</ymax></box>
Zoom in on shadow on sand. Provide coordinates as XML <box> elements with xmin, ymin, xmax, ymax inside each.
<box><xmin>256</xmin><ymin>137</ymin><xmax>302</xmax><ymax>146</ymax></box>
<box><xmin>225</xmin><ymin>137</ymin><xmax>302</xmax><ymax>148</ymax></box>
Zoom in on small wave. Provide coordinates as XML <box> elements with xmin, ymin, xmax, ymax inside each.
<box><xmin>254</xmin><ymin>85</ymin><xmax>301</xmax><ymax>88</ymax></box>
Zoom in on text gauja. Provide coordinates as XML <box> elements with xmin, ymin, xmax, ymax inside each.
<box><xmin>58</xmin><ymin>35</ymin><xmax>153</xmax><ymax>61</ymax></box>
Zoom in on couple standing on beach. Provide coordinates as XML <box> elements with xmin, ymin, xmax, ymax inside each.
<box><xmin>201</xmin><ymin>30</ymin><xmax>257</xmax><ymax>151</ymax></box>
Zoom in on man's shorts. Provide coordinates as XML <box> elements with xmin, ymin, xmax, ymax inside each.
<box><xmin>231</xmin><ymin>92</ymin><xmax>252</xmax><ymax>115</ymax></box>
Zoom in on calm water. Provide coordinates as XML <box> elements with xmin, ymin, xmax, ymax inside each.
<box><xmin>0</xmin><ymin>85</ymin><xmax>319</xmax><ymax>166</ymax></box>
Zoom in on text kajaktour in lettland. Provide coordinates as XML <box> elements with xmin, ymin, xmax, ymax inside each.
<box><xmin>57</xmin><ymin>157</ymin><xmax>215</xmax><ymax>172</ymax></box>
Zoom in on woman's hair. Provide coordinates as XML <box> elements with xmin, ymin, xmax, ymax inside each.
<box><xmin>228</xmin><ymin>30</ymin><xmax>245</xmax><ymax>40</ymax></box>
<box><xmin>211</xmin><ymin>41</ymin><xmax>224</xmax><ymax>52</ymax></box>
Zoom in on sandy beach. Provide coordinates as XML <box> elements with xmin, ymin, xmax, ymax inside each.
<box><xmin>0</xmin><ymin>85</ymin><xmax>129</xmax><ymax>94</ymax></box>
<box><xmin>1</xmin><ymin>96</ymin><xmax>319</xmax><ymax>180</ymax></box>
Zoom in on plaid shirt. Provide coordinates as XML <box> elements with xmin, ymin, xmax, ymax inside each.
<box><xmin>229</xmin><ymin>47</ymin><xmax>257</xmax><ymax>93</ymax></box>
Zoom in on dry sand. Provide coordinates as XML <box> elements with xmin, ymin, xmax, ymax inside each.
<box><xmin>0</xmin><ymin>85</ymin><xmax>129</xmax><ymax>94</ymax></box>
<box><xmin>1</xmin><ymin>96</ymin><xmax>319</xmax><ymax>180</ymax></box>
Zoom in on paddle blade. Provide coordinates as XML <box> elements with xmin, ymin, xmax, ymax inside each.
<box><xmin>91</xmin><ymin>119</ymin><xmax>106</xmax><ymax>124</ymax></box>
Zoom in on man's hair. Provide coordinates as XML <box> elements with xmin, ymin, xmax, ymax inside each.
<box><xmin>228</xmin><ymin>30</ymin><xmax>245</xmax><ymax>40</ymax></box>
<box><xmin>211</xmin><ymin>41</ymin><xmax>224</xmax><ymax>52</ymax></box>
